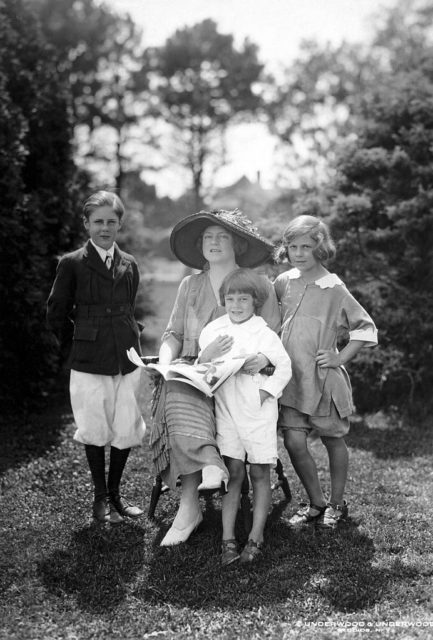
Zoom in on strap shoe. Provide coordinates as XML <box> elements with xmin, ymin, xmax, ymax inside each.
<box><xmin>109</xmin><ymin>494</ymin><xmax>143</xmax><ymax>518</ymax></box>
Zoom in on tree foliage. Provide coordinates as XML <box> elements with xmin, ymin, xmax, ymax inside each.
<box><xmin>30</xmin><ymin>0</ymin><xmax>152</xmax><ymax>193</ymax></box>
<box><xmin>323</xmin><ymin>1</ymin><xmax>433</xmax><ymax>411</ymax></box>
<box><xmin>330</xmin><ymin>67</ymin><xmax>433</xmax><ymax>410</ymax></box>
<box><xmin>0</xmin><ymin>0</ymin><xmax>82</xmax><ymax>410</ymax></box>
<box><xmin>147</xmin><ymin>19</ymin><xmax>264</xmax><ymax>207</ymax></box>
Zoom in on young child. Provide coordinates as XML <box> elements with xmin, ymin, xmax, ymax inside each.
<box><xmin>274</xmin><ymin>215</ymin><xmax>377</xmax><ymax>529</ymax></box>
<box><xmin>198</xmin><ymin>268</ymin><xmax>292</xmax><ymax>565</ymax></box>
<box><xmin>46</xmin><ymin>190</ymin><xmax>146</xmax><ymax>524</ymax></box>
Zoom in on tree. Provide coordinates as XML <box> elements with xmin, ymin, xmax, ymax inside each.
<box><xmin>265</xmin><ymin>39</ymin><xmax>382</xmax><ymax>190</ymax></box>
<box><xmin>265</xmin><ymin>0</ymin><xmax>433</xmax><ymax>190</ymax></box>
<box><xmin>147</xmin><ymin>20</ymin><xmax>264</xmax><ymax>208</ymax></box>
<box><xmin>0</xmin><ymin>0</ymin><xmax>81</xmax><ymax>410</ymax></box>
<box><xmin>328</xmin><ymin>30</ymin><xmax>433</xmax><ymax>411</ymax></box>
<box><xmin>30</xmin><ymin>0</ymin><xmax>153</xmax><ymax>194</ymax></box>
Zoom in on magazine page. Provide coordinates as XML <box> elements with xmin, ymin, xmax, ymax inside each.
<box><xmin>199</xmin><ymin>358</ymin><xmax>245</xmax><ymax>392</ymax></box>
<box><xmin>126</xmin><ymin>348</ymin><xmax>148</xmax><ymax>367</ymax></box>
<box><xmin>148</xmin><ymin>362</ymin><xmax>214</xmax><ymax>397</ymax></box>
<box><xmin>126</xmin><ymin>348</ymin><xmax>246</xmax><ymax>396</ymax></box>
<box><xmin>146</xmin><ymin>360</ymin><xmax>246</xmax><ymax>397</ymax></box>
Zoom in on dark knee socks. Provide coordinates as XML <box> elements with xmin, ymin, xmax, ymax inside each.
<box><xmin>84</xmin><ymin>445</ymin><xmax>131</xmax><ymax>499</ymax></box>
<box><xmin>84</xmin><ymin>445</ymin><xmax>107</xmax><ymax>500</ymax></box>
<box><xmin>107</xmin><ymin>446</ymin><xmax>131</xmax><ymax>497</ymax></box>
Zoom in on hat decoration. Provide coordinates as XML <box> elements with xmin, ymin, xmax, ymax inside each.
<box><xmin>170</xmin><ymin>208</ymin><xmax>274</xmax><ymax>270</ymax></box>
<box><xmin>209</xmin><ymin>208</ymin><xmax>259</xmax><ymax>234</ymax></box>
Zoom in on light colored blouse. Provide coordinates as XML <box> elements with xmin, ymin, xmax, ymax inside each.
<box><xmin>162</xmin><ymin>271</ymin><xmax>281</xmax><ymax>359</ymax></box>
<box><xmin>199</xmin><ymin>314</ymin><xmax>292</xmax><ymax>399</ymax></box>
<box><xmin>274</xmin><ymin>268</ymin><xmax>378</xmax><ymax>417</ymax></box>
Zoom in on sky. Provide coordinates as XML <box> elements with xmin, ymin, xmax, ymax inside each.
<box><xmin>104</xmin><ymin>0</ymin><xmax>399</xmax><ymax>197</ymax></box>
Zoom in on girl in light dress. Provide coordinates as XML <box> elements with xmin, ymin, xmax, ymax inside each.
<box><xmin>274</xmin><ymin>215</ymin><xmax>378</xmax><ymax>530</ymax></box>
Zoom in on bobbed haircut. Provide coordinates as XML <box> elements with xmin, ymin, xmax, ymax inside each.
<box><xmin>275</xmin><ymin>214</ymin><xmax>336</xmax><ymax>264</ymax></box>
<box><xmin>219</xmin><ymin>268</ymin><xmax>269</xmax><ymax>310</ymax></box>
<box><xmin>82</xmin><ymin>190</ymin><xmax>125</xmax><ymax>221</ymax></box>
<box><xmin>195</xmin><ymin>226</ymin><xmax>248</xmax><ymax>258</ymax></box>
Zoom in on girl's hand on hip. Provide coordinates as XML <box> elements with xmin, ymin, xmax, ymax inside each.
<box><xmin>316</xmin><ymin>349</ymin><xmax>341</xmax><ymax>368</ymax></box>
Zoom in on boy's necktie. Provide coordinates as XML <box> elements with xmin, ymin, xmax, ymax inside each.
<box><xmin>105</xmin><ymin>255</ymin><xmax>113</xmax><ymax>271</ymax></box>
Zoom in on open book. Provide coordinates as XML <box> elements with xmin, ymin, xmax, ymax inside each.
<box><xmin>127</xmin><ymin>347</ymin><xmax>246</xmax><ymax>397</ymax></box>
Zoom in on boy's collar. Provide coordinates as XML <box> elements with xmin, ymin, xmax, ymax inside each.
<box><xmin>287</xmin><ymin>268</ymin><xmax>343</xmax><ymax>289</ymax></box>
<box><xmin>90</xmin><ymin>239</ymin><xmax>115</xmax><ymax>260</ymax></box>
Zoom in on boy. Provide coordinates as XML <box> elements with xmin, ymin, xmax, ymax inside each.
<box><xmin>47</xmin><ymin>191</ymin><xmax>146</xmax><ymax>524</ymax></box>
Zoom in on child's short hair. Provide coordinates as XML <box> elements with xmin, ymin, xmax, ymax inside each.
<box><xmin>82</xmin><ymin>191</ymin><xmax>125</xmax><ymax>221</ymax></box>
<box><xmin>219</xmin><ymin>268</ymin><xmax>268</xmax><ymax>310</ymax></box>
<box><xmin>275</xmin><ymin>214</ymin><xmax>336</xmax><ymax>264</ymax></box>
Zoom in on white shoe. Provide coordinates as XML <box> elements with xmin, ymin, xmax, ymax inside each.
<box><xmin>197</xmin><ymin>465</ymin><xmax>229</xmax><ymax>492</ymax></box>
<box><xmin>160</xmin><ymin>511</ymin><xmax>203</xmax><ymax>546</ymax></box>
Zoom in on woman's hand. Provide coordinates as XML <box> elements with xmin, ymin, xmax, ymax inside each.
<box><xmin>199</xmin><ymin>334</ymin><xmax>234</xmax><ymax>362</ymax></box>
<box><xmin>159</xmin><ymin>335</ymin><xmax>181</xmax><ymax>365</ymax></box>
<box><xmin>315</xmin><ymin>349</ymin><xmax>341</xmax><ymax>368</ymax></box>
<box><xmin>241</xmin><ymin>352</ymin><xmax>269</xmax><ymax>375</ymax></box>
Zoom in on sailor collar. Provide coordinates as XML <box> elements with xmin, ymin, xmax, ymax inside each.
<box><xmin>287</xmin><ymin>268</ymin><xmax>343</xmax><ymax>289</ymax></box>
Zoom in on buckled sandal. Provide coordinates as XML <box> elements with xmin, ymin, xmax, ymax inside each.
<box><xmin>317</xmin><ymin>501</ymin><xmax>349</xmax><ymax>530</ymax></box>
<box><xmin>240</xmin><ymin>539</ymin><xmax>263</xmax><ymax>564</ymax></box>
<box><xmin>221</xmin><ymin>539</ymin><xmax>240</xmax><ymax>566</ymax></box>
<box><xmin>288</xmin><ymin>502</ymin><xmax>327</xmax><ymax>526</ymax></box>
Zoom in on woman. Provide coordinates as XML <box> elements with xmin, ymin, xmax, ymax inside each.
<box><xmin>154</xmin><ymin>209</ymin><xmax>280</xmax><ymax>546</ymax></box>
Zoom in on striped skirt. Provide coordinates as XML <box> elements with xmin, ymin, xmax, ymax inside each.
<box><xmin>150</xmin><ymin>379</ymin><xmax>227</xmax><ymax>489</ymax></box>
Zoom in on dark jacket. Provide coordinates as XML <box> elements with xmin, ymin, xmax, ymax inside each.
<box><xmin>47</xmin><ymin>240</ymin><xmax>142</xmax><ymax>375</ymax></box>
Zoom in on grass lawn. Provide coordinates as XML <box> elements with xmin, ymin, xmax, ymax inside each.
<box><xmin>1</xmin><ymin>383</ymin><xmax>432</xmax><ymax>640</ymax></box>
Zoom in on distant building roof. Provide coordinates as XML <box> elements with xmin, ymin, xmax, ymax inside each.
<box><xmin>211</xmin><ymin>175</ymin><xmax>280</xmax><ymax>221</ymax></box>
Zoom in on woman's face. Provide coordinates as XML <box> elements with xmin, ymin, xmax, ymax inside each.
<box><xmin>202</xmin><ymin>225</ymin><xmax>236</xmax><ymax>264</ymax></box>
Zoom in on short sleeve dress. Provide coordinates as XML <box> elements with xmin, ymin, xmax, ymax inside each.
<box><xmin>274</xmin><ymin>269</ymin><xmax>378</xmax><ymax>419</ymax></box>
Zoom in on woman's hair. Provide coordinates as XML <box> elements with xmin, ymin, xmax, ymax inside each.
<box><xmin>219</xmin><ymin>268</ymin><xmax>268</xmax><ymax>310</ymax></box>
<box><xmin>275</xmin><ymin>214</ymin><xmax>336</xmax><ymax>264</ymax></box>
<box><xmin>82</xmin><ymin>191</ymin><xmax>125</xmax><ymax>221</ymax></box>
<box><xmin>195</xmin><ymin>226</ymin><xmax>248</xmax><ymax>258</ymax></box>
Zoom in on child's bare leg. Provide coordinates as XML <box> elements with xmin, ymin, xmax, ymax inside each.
<box><xmin>321</xmin><ymin>436</ymin><xmax>348</xmax><ymax>505</ymax></box>
<box><xmin>248</xmin><ymin>463</ymin><xmax>271</xmax><ymax>543</ymax></box>
<box><xmin>222</xmin><ymin>458</ymin><xmax>245</xmax><ymax>540</ymax></box>
<box><xmin>171</xmin><ymin>471</ymin><xmax>201</xmax><ymax>528</ymax></box>
<box><xmin>283</xmin><ymin>430</ymin><xmax>326</xmax><ymax>509</ymax></box>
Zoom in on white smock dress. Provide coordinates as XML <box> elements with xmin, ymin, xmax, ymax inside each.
<box><xmin>199</xmin><ymin>314</ymin><xmax>292</xmax><ymax>465</ymax></box>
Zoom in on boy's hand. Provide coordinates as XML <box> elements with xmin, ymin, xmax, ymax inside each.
<box><xmin>315</xmin><ymin>349</ymin><xmax>341</xmax><ymax>368</ymax></box>
<box><xmin>259</xmin><ymin>389</ymin><xmax>272</xmax><ymax>405</ymax></box>
<box><xmin>200</xmin><ymin>334</ymin><xmax>233</xmax><ymax>362</ymax></box>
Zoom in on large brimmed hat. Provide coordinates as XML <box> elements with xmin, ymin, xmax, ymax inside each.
<box><xmin>170</xmin><ymin>209</ymin><xmax>274</xmax><ymax>269</ymax></box>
